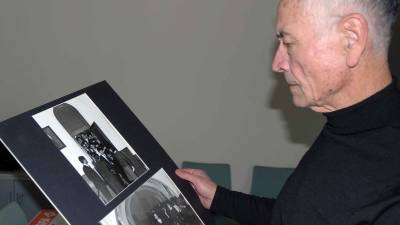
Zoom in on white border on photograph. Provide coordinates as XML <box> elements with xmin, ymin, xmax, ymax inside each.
<box><xmin>32</xmin><ymin>93</ymin><xmax>149</xmax><ymax>205</ymax></box>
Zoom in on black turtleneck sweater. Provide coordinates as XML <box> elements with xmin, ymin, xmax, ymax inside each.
<box><xmin>210</xmin><ymin>82</ymin><xmax>400</xmax><ymax>225</ymax></box>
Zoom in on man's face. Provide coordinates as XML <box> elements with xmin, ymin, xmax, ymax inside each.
<box><xmin>272</xmin><ymin>0</ymin><xmax>348</xmax><ymax>112</ymax></box>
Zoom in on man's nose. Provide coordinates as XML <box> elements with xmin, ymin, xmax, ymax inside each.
<box><xmin>272</xmin><ymin>45</ymin><xmax>288</xmax><ymax>73</ymax></box>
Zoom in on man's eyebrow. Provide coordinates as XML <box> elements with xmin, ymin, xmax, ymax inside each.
<box><xmin>276</xmin><ymin>31</ymin><xmax>291</xmax><ymax>39</ymax></box>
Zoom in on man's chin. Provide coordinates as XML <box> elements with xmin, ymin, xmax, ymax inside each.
<box><xmin>291</xmin><ymin>95</ymin><xmax>309</xmax><ymax>108</ymax></box>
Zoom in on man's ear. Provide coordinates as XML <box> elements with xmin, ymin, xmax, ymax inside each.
<box><xmin>340</xmin><ymin>13</ymin><xmax>368</xmax><ymax>68</ymax></box>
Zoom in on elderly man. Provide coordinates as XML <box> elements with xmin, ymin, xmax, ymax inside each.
<box><xmin>176</xmin><ymin>0</ymin><xmax>400</xmax><ymax>224</ymax></box>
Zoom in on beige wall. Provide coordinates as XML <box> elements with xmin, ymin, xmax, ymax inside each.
<box><xmin>0</xmin><ymin>0</ymin><xmax>324</xmax><ymax>192</ymax></box>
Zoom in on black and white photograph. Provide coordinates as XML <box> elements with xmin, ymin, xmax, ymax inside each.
<box><xmin>32</xmin><ymin>93</ymin><xmax>149</xmax><ymax>205</ymax></box>
<box><xmin>100</xmin><ymin>168</ymin><xmax>205</xmax><ymax>225</ymax></box>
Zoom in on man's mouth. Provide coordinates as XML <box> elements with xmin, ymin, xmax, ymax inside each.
<box><xmin>284</xmin><ymin>74</ymin><xmax>297</xmax><ymax>85</ymax></box>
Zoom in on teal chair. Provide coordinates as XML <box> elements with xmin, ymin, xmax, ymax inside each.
<box><xmin>0</xmin><ymin>201</ymin><xmax>28</xmax><ymax>225</ymax></box>
<box><xmin>250</xmin><ymin>166</ymin><xmax>294</xmax><ymax>198</ymax></box>
<box><xmin>181</xmin><ymin>161</ymin><xmax>239</xmax><ymax>225</ymax></box>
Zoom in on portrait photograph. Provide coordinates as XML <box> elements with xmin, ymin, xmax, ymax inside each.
<box><xmin>100</xmin><ymin>168</ymin><xmax>205</xmax><ymax>225</ymax></box>
<box><xmin>32</xmin><ymin>93</ymin><xmax>149</xmax><ymax>205</ymax></box>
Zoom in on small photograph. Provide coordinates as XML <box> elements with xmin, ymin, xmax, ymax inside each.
<box><xmin>100</xmin><ymin>168</ymin><xmax>205</xmax><ymax>225</ymax></box>
<box><xmin>32</xmin><ymin>94</ymin><xmax>149</xmax><ymax>205</ymax></box>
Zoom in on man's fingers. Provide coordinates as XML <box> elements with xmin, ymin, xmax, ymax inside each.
<box><xmin>175</xmin><ymin>169</ymin><xmax>197</xmax><ymax>183</ymax></box>
<box><xmin>176</xmin><ymin>168</ymin><xmax>208</xmax><ymax>177</ymax></box>
<box><xmin>175</xmin><ymin>168</ymin><xmax>216</xmax><ymax>210</ymax></box>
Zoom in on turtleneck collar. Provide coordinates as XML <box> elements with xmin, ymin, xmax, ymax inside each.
<box><xmin>323</xmin><ymin>81</ymin><xmax>400</xmax><ymax>134</ymax></box>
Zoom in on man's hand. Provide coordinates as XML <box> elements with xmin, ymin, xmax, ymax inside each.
<box><xmin>175</xmin><ymin>168</ymin><xmax>217</xmax><ymax>209</ymax></box>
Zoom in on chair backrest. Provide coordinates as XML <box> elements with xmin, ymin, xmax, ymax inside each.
<box><xmin>181</xmin><ymin>161</ymin><xmax>231</xmax><ymax>189</ymax></box>
<box><xmin>0</xmin><ymin>201</ymin><xmax>28</xmax><ymax>225</ymax></box>
<box><xmin>250</xmin><ymin>166</ymin><xmax>294</xmax><ymax>198</ymax></box>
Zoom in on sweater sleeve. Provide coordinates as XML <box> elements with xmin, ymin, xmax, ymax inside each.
<box><xmin>373</xmin><ymin>199</ymin><xmax>400</xmax><ymax>225</ymax></box>
<box><xmin>209</xmin><ymin>186</ymin><xmax>276</xmax><ymax>225</ymax></box>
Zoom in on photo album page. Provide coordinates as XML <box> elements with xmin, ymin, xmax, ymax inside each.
<box><xmin>0</xmin><ymin>81</ymin><xmax>211</xmax><ymax>225</ymax></box>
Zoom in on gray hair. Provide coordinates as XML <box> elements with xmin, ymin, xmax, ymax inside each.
<box><xmin>300</xmin><ymin>0</ymin><xmax>399</xmax><ymax>52</ymax></box>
